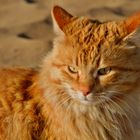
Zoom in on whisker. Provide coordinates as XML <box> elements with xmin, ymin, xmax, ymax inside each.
<box><xmin>99</xmin><ymin>95</ymin><xmax>135</xmax><ymax>137</ymax></box>
<box><xmin>106</xmin><ymin>90</ymin><xmax>135</xmax><ymax>114</ymax></box>
<box><xmin>65</xmin><ymin>100</ymin><xmax>73</xmax><ymax>115</ymax></box>
<box><xmin>55</xmin><ymin>94</ymin><xmax>72</xmax><ymax>110</ymax></box>
<box><xmin>112</xmin><ymin>96</ymin><xmax>135</xmax><ymax>115</ymax></box>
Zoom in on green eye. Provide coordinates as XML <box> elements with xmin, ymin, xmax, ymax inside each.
<box><xmin>68</xmin><ymin>66</ymin><xmax>78</xmax><ymax>73</ymax></box>
<box><xmin>98</xmin><ymin>67</ymin><xmax>111</xmax><ymax>76</ymax></box>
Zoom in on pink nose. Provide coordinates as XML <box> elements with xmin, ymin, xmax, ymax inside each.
<box><xmin>82</xmin><ymin>90</ymin><xmax>90</xmax><ymax>96</ymax></box>
<box><xmin>79</xmin><ymin>85</ymin><xmax>91</xmax><ymax>96</ymax></box>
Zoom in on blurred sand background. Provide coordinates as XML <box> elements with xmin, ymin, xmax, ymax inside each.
<box><xmin>0</xmin><ymin>0</ymin><xmax>140</xmax><ymax>68</ymax></box>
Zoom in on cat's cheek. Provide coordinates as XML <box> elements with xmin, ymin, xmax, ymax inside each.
<box><xmin>65</xmin><ymin>87</ymin><xmax>80</xmax><ymax>101</ymax></box>
<box><xmin>98</xmin><ymin>76</ymin><xmax>110</xmax><ymax>87</ymax></box>
<box><xmin>63</xmin><ymin>84</ymin><xmax>82</xmax><ymax>100</ymax></box>
<box><xmin>50</xmin><ymin>67</ymin><xmax>62</xmax><ymax>80</ymax></box>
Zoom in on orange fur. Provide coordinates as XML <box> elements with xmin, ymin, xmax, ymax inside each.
<box><xmin>0</xmin><ymin>6</ymin><xmax>140</xmax><ymax>140</ymax></box>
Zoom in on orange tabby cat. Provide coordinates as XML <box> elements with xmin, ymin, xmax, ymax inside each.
<box><xmin>0</xmin><ymin>6</ymin><xmax>140</xmax><ymax>140</ymax></box>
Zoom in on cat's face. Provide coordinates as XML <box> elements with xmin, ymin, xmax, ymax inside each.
<box><xmin>44</xmin><ymin>6</ymin><xmax>140</xmax><ymax>106</ymax></box>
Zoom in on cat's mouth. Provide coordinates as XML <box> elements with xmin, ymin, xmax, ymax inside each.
<box><xmin>67</xmin><ymin>89</ymin><xmax>108</xmax><ymax>106</ymax></box>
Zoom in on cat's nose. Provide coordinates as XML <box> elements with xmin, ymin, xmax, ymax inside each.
<box><xmin>79</xmin><ymin>85</ymin><xmax>92</xmax><ymax>96</ymax></box>
<box><xmin>82</xmin><ymin>90</ymin><xmax>90</xmax><ymax>96</ymax></box>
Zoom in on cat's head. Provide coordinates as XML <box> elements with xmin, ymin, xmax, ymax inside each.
<box><xmin>42</xmin><ymin>6</ymin><xmax>140</xmax><ymax>106</ymax></box>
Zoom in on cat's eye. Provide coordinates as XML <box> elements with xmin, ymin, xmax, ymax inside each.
<box><xmin>68</xmin><ymin>66</ymin><xmax>78</xmax><ymax>74</ymax></box>
<box><xmin>97</xmin><ymin>67</ymin><xmax>111</xmax><ymax>76</ymax></box>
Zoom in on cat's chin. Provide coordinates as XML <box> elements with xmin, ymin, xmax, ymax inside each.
<box><xmin>78</xmin><ymin>99</ymin><xmax>101</xmax><ymax>106</ymax></box>
<box><xmin>75</xmin><ymin>96</ymin><xmax>107</xmax><ymax>106</ymax></box>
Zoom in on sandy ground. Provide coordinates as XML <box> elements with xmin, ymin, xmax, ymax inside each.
<box><xmin>0</xmin><ymin>0</ymin><xmax>140</xmax><ymax>68</ymax></box>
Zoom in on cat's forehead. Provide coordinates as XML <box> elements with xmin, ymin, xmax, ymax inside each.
<box><xmin>63</xmin><ymin>17</ymin><xmax>126</xmax><ymax>66</ymax></box>
<box><xmin>64</xmin><ymin>17</ymin><xmax>126</xmax><ymax>45</ymax></box>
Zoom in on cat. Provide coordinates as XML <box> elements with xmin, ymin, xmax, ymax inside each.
<box><xmin>0</xmin><ymin>5</ymin><xmax>140</xmax><ymax>140</ymax></box>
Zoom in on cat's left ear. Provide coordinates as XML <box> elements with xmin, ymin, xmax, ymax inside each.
<box><xmin>122</xmin><ymin>12</ymin><xmax>140</xmax><ymax>42</ymax></box>
<box><xmin>51</xmin><ymin>6</ymin><xmax>73</xmax><ymax>35</ymax></box>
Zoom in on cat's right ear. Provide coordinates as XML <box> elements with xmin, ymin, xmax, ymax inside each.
<box><xmin>51</xmin><ymin>6</ymin><xmax>73</xmax><ymax>35</ymax></box>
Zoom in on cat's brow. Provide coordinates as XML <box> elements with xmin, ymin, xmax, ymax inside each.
<box><xmin>112</xmin><ymin>66</ymin><xmax>140</xmax><ymax>72</ymax></box>
<box><xmin>52</xmin><ymin>63</ymin><xmax>67</xmax><ymax>67</ymax></box>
